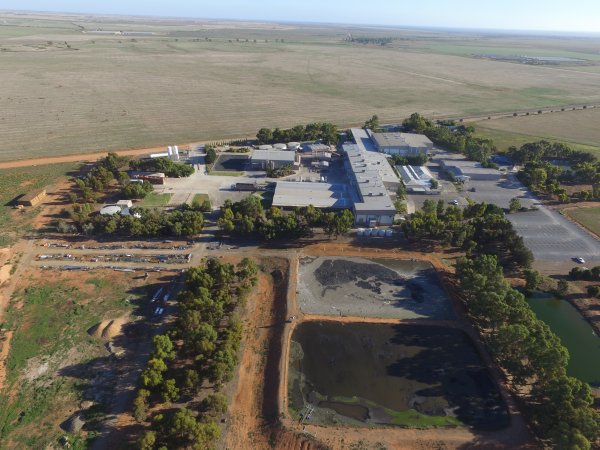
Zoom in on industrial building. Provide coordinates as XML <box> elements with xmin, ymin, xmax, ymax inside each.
<box><xmin>370</xmin><ymin>130</ymin><xmax>433</xmax><ymax>156</ymax></box>
<box><xmin>250</xmin><ymin>149</ymin><xmax>300</xmax><ymax>170</ymax></box>
<box><xmin>396</xmin><ymin>165</ymin><xmax>435</xmax><ymax>192</ymax></box>
<box><xmin>438</xmin><ymin>156</ymin><xmax>500</xmax><ymax>182</ymax></box>
<box><xmin>17</xmin><ymin>189</ymin><xmax>46</xmax><ymax>207</ymax></box>
<box><xmin>272</xmin><ymin>181</ymin><xmax>351</xmax><ymax>210</ymax></box>
<box><xmin>344</xmin><ymin>129</ymin><xmax>398</xmax><ymax>226</ymax></box>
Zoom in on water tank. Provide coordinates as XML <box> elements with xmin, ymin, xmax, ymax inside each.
<box><xmin>357</xmin><ymin>228</ymin><xmax>365</xmax><ymax>236</ymax></box>
<box><xmin>385</xmin><ymin>229</ymin><xmax>393</xmax><ymax>237</ymax></box>
<box><xmin>368</xmin><ymin>228</ymin><xmax>376</xmax><ymax>237</ymax></box>
<box><xmin>378</xmin><ymin>229</ymin><xmax>386</xmax><ymax>237</ymax></box>
<box><xmin>363</xmin><ymin>228</ymin><xmax>372</xmax><ymax>237</ymax></box>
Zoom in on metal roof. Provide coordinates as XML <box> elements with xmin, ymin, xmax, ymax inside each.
<box><xmin>272</xmin><ymin>181</ymin><xmax>350</xmax><ymax>209</ymax></box>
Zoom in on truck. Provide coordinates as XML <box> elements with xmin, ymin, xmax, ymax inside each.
<box><xmin>231</xmin><ymin>182</ymin><xmax>266</xmax><ymax>192</ymax></box>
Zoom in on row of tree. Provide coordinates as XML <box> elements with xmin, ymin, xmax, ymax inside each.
<box><xmin>73</xmin><ymin>153</ymin><xmax>130</xmax><ymax>203</ymax></box>
<box><xmin>217</xmin><ymin>197</ymin><xmax>354</xmax><ymax>240</ymax></box>
<box><xmin>136</xmin><ymin>258</ymin><xmax>259</xmax><ymax>449</ymax></box>
<box><xmin>256</xmin><ymin>122</ymin><xmax>338</xmax><ymax>145</ymax></box>
<box><xmin>77</xmin><ymin>205</ymin><xmax>205</xmax><ymax>237</ymax></box>
<box><xmin>456</xmin><ymin>254</ymin><xmax>600</xmax><ymax>449</ymax></box>
<box><xmin>401</xmin><ymin>200</ymin><xmax>533</xmax><ymax>270</ymax></box>
<box><xmin>129</xmin><ymin>157</ymin><xmax>195</xmax><ymax>178</ymax></box>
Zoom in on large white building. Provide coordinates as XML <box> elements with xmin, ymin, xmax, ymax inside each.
<box><xmin>344</xmin><ymin>129</ymin><xmax>398</xmax><ymax>226</ymax></box>
<box><xmin>370</xmin><ymin>130</ymin><xmax>433</xmax><ymax>156</ymax></box>
<box><xmin>250</xmin><ymin>149</ymin><xmax>300</xmax><ymax>170</ymax></box>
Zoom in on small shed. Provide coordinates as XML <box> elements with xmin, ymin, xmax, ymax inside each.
<box><xmin>17</xmin><ymin>189</ymin><xmax>46</xmax><ymax>207</ymax></box>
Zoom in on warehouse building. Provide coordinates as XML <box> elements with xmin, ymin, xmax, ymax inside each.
<box><xmin>438</xmin><ymin>156</ymin><xmax>500</xmax><ymax>182</ymax></box>
<box><xmin>345</xmin><ymin>129</ymin><xmax>398</xmax><ymax>226</ymax></box>
<box><xmin>16</xmin><ymin>189</ymin><xmax>46</xmax><ymax>207</ymax></box>
<box><xmin>250</xmin><ymin>149</ymin><xmax>300</xmax><ymax>170</ymax></box>
<box><xmin>370</xmin><ymin>130</ymin><xmax>433</xmax><ymax>156</ymax></box>
<box><xmin>272</xmin><ymin>181</ymin><xmax>351</xmax><ymax>210</ymax></box>
<box><xmin>396</xmin><ymin>165</ymin><xmax>435</xmax><ymax>192</ymax></box>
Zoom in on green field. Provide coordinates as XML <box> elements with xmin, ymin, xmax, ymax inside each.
<box><xmin>566</xmin><ymin>207</ymin><xmax>600</xmax><ymax>237</ymax></box>
<box><xmin>1</xmin><ymin>12</ymin><xmax>600</xmax><ymax>162</ymax></box>
<box><xmin>138</xmin><ymin>192</ymin><xmax>172</xmax><ymax>208</ymax></box>
<box><xmin>0</xmin><ymin>272</ymin><xmax>138</xmax><ymax>448</ymax></box>
<box><xmin>0</xmin><ymin>163</ymin><xmax>77</xmax><ymax>247</ymax></box>
<box><xmin>192</xmin><ymin>193</ymin><xmax>210</xmax><ymax>204</ymax></box>
<box><xmin>474</xmin><ymin>108</ymin><xmax>600</xmax><ymax>156</ymax></box>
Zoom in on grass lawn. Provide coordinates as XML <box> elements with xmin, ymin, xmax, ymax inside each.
<box><xmin>566</xmin><ymin>207</ymin><xmax>600</xmax><ymax>237</ymax></box>
<box><xmin>0</xmin><ymin>271</ymin><xmax>139</xmax><ymax>448</ymax></box>
<box><xmin>139</xmin><ymin>192</ymin><xmax>172</xmax><ymax>208</ymax></box>
<box><xmin>386</xmin><ymin>408</ymin><xmax>462</xmax><ymax>428</ymax></box>
<box><xmin>0</xmin><ymin>162</ymin><xmax>77</xmax><ymax>247</ymax></box>
<box><xmin>192</xmin><ymin>193</ymin><xmax>210</xmax><ymax>204</ymax></box>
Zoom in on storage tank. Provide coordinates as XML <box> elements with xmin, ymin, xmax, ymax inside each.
<box><xmin>368</xmin><ymin>228</ymin><xmax>376</xmax><ymax>236</ymax></box>
<box><xmin>385</xmin><ymin>229</ymin><xmax>393</xmax><ymax>237</ymax></box>
<box><xmin>378</xmin><ymin>229</ymin><xmax>386</xmax><ymax>237</ymax></box>
<box><xmin>357</xmin><ymin>228</ymin><xmax>365</xmax><ymax>237</ymax></box>
<box><xmin>273</xmin><ymin>143</ymin><xmax>287</xmax><ymax>150</ymax></box>
<box><xmin>363</xmin><ymin>228</ymin><xmax>372</xmax><ymax>237</ymax></box>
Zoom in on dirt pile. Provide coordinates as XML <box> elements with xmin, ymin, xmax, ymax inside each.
<box><xmin>88</xmin><ymin>316</ymin><xmax>127</xmax><ymax>340</ymax></box>
<box><xmin>61</xmin><ymin>413</ymin><xmax>85</xmax><ymax>433</ymax></box>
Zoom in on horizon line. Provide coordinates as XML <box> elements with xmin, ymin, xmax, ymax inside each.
<box><xmin>1</xmin><ymin>8</ymin><xmax>600</xmax><ymax>37</ymax></box>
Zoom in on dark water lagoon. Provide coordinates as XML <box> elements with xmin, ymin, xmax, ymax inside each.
<box><xmin>528</xmin><ymin>294</ymin><xmax>600</xmax><ymax>386</ymax></box>
<box><xmin>288</xmin><ymin>321</ymin><xmax>509</xmax><ymax>430</ymax></box>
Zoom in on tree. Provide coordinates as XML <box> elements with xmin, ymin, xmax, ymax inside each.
<box><xmin>256</xmin><ymin>128</ymin><xmax>273</xmax><ymax>144</ymax></box>
<box><xmin>153</xmin><ymin>335</ymin><xmax>175</xmax><ymax>360</ymax></box>
<box><xmin>133</xmin><ymin>389</ymin><xmax>150</xmax><ymax>423</ymax></box>
<box><xmin>141</xmin><ymin>358</ymin><xmax>167</xmax><ymax>388</ymax></box>
<box><xmin>509</xmin><ymin>197</ymin><xmax>522</xmax><ymax>213</ymax></box>
<box><xmin>556</xmin><ymin>279</ymin><xmax>569</xmax><ymax>297</ymax></box>
<box><xmin>184</xmin><ymin>369</ymin><xmax>202</xmax><ymax>395</ymax></box>
<box><xmin>138</xmin><ymin>430</ymin><xmax>157</xmax><ymax>450</ymax></box>
<box><xmin>202</xmin><ymin>393</ymin><xmax>228</xmax><ymax>416</ymax></box>
<box><xmin>363</xmin><ymin>114</ymin><xmax>380</xmax><ymax>131</ymax></box>
<box><xmin>524</xmin><ymin>269</ymin><xmax>542</xmax><ymax>293</ymax></box>
<box><xmin>430</xmin><ymin>178</ymin><xmax>439</xmax><ymax>190</ymax></box>
<box><xmin>587</xmin><ymin>285</ymin><xmax>600</xmax><ymax>298</ymax></box>
<box><xmin>161</xmin><ymin>378</ymin><xmax>180</xmax><ymax>403</ymax></box>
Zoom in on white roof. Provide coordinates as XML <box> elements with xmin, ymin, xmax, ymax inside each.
<box><xmin>273</xmin><ymin>181</ymin><xmax>351</xmax><ymax>209</ymax></box>
<box><xmin>372</xmin><ymin>131</ymin><xmax>432</xmax><ymax>149</ymax></box>
<box><xmin>251</xmin><ymin>149</ymin><xmax>296</xmax><ymax>163</ymax></box>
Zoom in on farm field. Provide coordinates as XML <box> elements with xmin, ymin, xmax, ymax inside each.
<box><xmin>566</xmin><ymin>206</ymin><xmax>600</xmax><ymax>237</ymax></box>
<box><xmin>2</xmin><ymin>12</ymin><xmax>600</xmax><ymax>161</ymax></box>
<box><xmin>475</xmin><ymin>108</ymin><xmax>600</xmax><ymax>156</ymax></box>
<box><xmin>0</xmin><ymin>269</ymin><xmax>144</xmax><ymax>449</ymax></box>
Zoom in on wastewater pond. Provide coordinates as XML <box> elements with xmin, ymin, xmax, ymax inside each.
<box><xmin>528</xmin><ymin>294</ymin><xmax>600</xmax><ymax>386</ymax></box>
<box><xmin>298</xmin><ymin>256</ymin><xmax>454</xmax><ymax>320</ymax></box>
<box><xmin>288</xmin><ymin>321</ymin><xmax>508</xmax><ymax>430</ymax></box>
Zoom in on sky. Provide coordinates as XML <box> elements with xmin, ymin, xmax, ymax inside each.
<box><xmin>2</xmin><ymin>0</ymin><xmax>600</xmax><ymax>34</ymax></box>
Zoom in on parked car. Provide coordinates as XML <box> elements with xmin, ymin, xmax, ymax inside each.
<box><xmin>575</xmin><ymin>257</ymin><xmax>586</xmax><ymax>264</ymax></box>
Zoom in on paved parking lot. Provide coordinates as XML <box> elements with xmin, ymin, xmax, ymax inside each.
<box><xmin>419</xmin><ymin>152</ymin><xmax>600</xmax><ymax>265</ymax></box>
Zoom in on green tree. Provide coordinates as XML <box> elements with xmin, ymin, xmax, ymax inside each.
<box><xmin>138</xmin><ymin>430</ymin><xmax>156</xmax><ymax>450</ymax></box>
<box><xmin>202</xmin><ymin>393</ymin><xmax>228</xmax><ymax>416</ymax></box>
<box><xmin>363</xmin><ymin>114</ymin><xmax>380</xmax><ymax>131</ymax></box>
<box><xmin>557</xmin><ymin>279</ymin><xmax>569</xmax><ymax>297</ymax></box>
<box><xmin>524</xmin><ymin>269</ymin><xmax>542</xmax><ymax>293</ymax></box>
<box><xmin>133</xmin><ymin>389</ymin><xmax>150</xmax><ymax>423</ymax></box>
<box><xmin>587</xmin><ymin>285</ymin><xmax>600</xmax><ymax>298</ymax></box>
<box><xmin>509</xmin><ymin>197</ymin><xmax>522</xmax><ymax>213</ymax></box>
<box><xmin>161</xmin><ymin>378</ymin><xmax>180</xmax><ymax>403</ymax></box>
<box><xmin>430</xmin><ymin>178</ymin><xmax>439</xmax><ymax>189</ymax></box>
<box><xmin>153</xmin><ymin>335</ymin><xmax>175</xmax><ymax>360</ymax></box>
<box><xmin>141</xmin><ymin>358</ymin><xmax>167</xmax><ymax>388</ymax></box>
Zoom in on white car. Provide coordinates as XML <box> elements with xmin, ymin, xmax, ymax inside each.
<box><xmin>575</xmin><ymin>257</ymin><xmax>586</xmax><ymax>264</ymax></box>
<box><xmin>450</xmin><ymin>199</ymin><xmax>459</xmax><ymax>205</ymax></box>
